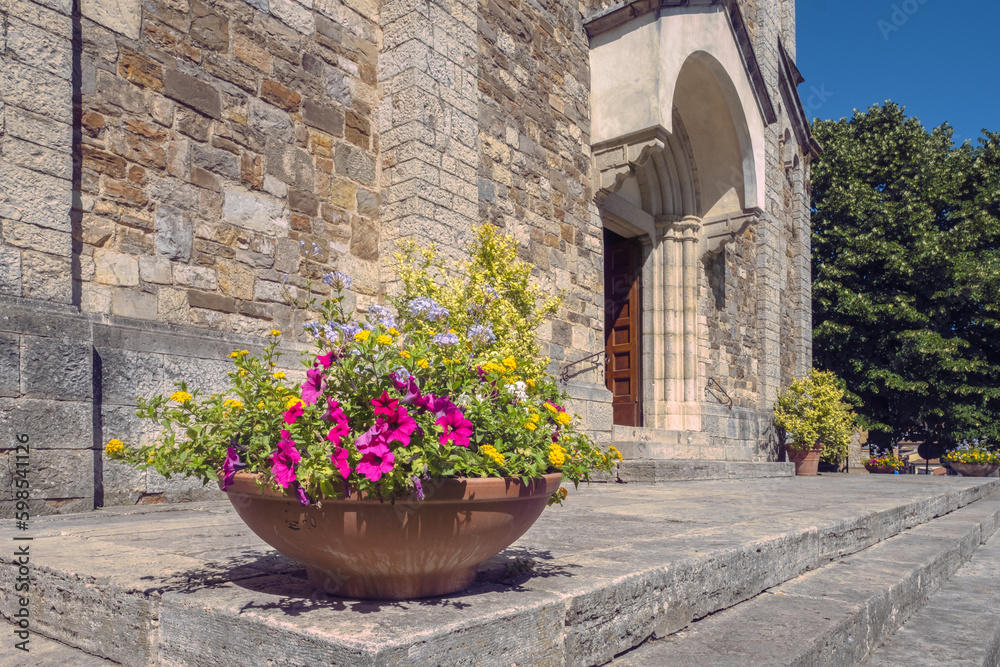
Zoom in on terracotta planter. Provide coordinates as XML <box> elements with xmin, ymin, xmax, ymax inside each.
<box><xmin>222</xmin><ymin>472</ymin><xmax>562</xmax><ymax>600</ymax></box>
<box><xmin>864</xmin><ymin>462</ymin><xmax>899</xmax><ymax>474</ymax></box>
<box><xmin>948</xmin><ymin>462</ymin><xmax>1000</xmax><ymax>477</ymax></box>
<box><xmin>786</xmin><ymin>444</ymin><xmax>823</xmax><ymax>476</ymax></box>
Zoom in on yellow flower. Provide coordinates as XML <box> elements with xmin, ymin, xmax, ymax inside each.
<box><xmin>257</xmin><ymin>401</ymin><xmax>265</xmax><ymax>409</ymax></box>
<box><xmin>448</xmin><ymin>328</ymin><xmax>457</xmax><ymax>334</ymax></box>
<box><xmin>417</xmin><ymin>358</ymin><xmax>429</xmax><ymax>369</ymax></box>
<box><xmin>224</xmin><ymin>399</ymin><xmax>243</xmax><ymax>410</ymax></box>
<box><xmin>400</xmin><ymin>350</ymin><xmax>411</xmax><ymax>359</ymax></box>
<box><xmin>608</xmin><ymin>445</ymin><xmax>623</xmax><ymax>462</ymax></box>
<box><xmin>526</xmin><ymin>378</ymin><xmax>536</xmax><ymax>388</ymax></box>
<box><xmin>147</xmin><ymin>456</ymin><xmax>154</xmax><ymax>464</ymax></box>
<box><xmin>377</xmin><ymin>334</ymin><xmax>393</xmax><ymax>345</ymax></box>
<box><xmin>355</xmin><ymin>330</ymin><xmax>371</xmax><ymax>342</ymax></box>
<box><xmin>503</xmin><ymin>356</ymin><xmax>517</xmax><ymax>371</ymax></box>
<box><xmin>544</xmin><ymin>402</ymin><xmax>558</xmax><ymax>414</ymax></box>
<box><xmin>104</xmin><ymin>438</ymin><xmax>125</xmax><ymax>455</ymax></box>
<box><xmin>270</xmin><ymin>329</ymin><xmax>281</xmax><ymax>336</ymax></box>
<box><xmin>557</xmin><ymin>487</ymin><xmax>568</xmax><ymax>501</ymax></box>
<box><xmin>239</xmin><ymin>370</ymin><xmax>248</xmax><ymax>377</ymax></box>
<box><xmin>170</xmin><ymin>391</ymin><xmax>193</xmax><ymax>403</ymax></box>
<box><xmin>524</xmin><ymin>422</ymin><xmax>537</xmax><ymax>431</ymax></box>
<box><xmin>285</xmin><ymin>396</ymin><xmax>304</xmax><ymax>411</ymax></box>
<box><xmin>483</xmin><ymin>362</ymin><xmax>504</xmax><ymax>374</ymax></box>
<box><xmin>389</xmin><ymin>328</ymin><xmax>400</xmax><ymax>336</ymax></box>
<box><xmin>530</xmin><ymin>412</ymin><xmax>540</xmax><ymax>423</ymax></box>
<box><xmin>229</xmin><ymin>351</ymin><xmax>240</xmax><ymax>359</ymax></box>
<box><xmin>555</xmin><ymin>412</ymin><xmax>571</xmax><ymax>426</ymax></box>
<box><xmin>548</xmin><ymin>444</ymin><xmax>566</xmax><ymax>467</ymax></box>
<box><xmin>241</xmin><ymin>350</ymin><xmax>249</xmax><ymax>355</ymax></box>
<box><xmin>480</xmin><ymin>444</ymin><xmax>506</xmax><ymax>467</ymax></box>
<box><xmin>272</xmin><ymin>371</ymin><xmax>286</xmax><ymax>379</ymax></box>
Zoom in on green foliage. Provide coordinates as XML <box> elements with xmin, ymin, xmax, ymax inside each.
<box><xmin>774</xmin><ymin>369</ymin><xmax>855</xmax><ymax>463</ymax></box>
<box><xmin>811</xmin><ymin>103</ymin><xmax>1000</xmax><ymax>450</ymax></box>
<box><xmin>107</xmin><ymin>228</ymin><xmax>616</xmax><ymax>506</ymax></box>
<box><xmin>394</xmin><ymin>224</ymin><xmax>562</xmax><ymax>378</ymax></box>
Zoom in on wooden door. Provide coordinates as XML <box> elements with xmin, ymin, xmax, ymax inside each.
<box><xmin>604</xmin><ymin>231</ymin><xmax>642</xmax><ymax>426</ymax></box>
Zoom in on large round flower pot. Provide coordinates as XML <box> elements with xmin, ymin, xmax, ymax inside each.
<box><xmin>949</xmin><ymin>462</ymin><xmax>1000</xmax><ymax>477</ymax></box>
<box><xmin>786</xmin><ymin>444</ymin><xmax>823</xmax><ymax>476</ymax></box>
<box><xmin>222</xmin><ymin>472</ymin><xmax>562</xmax><ymax>600</ymax></box>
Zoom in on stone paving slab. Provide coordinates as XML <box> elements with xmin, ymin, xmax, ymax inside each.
<box><xmin>0</xmin><ymin>476</ymin><xmax>997</xmax><ymax>667</ymax></box>
<box><xmin>610</xmin><ymin>494</ymin><xmax>1000</xmax><ymax>666</ymax></box>
<box><xmin>1</xmin><ymin>622</ymin><xmax>120</xmax><ymax>667</ymax></box>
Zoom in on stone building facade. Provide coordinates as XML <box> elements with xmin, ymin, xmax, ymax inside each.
<box><xmin>0</xmin><ymin>0</ymin><xmax>816</xmax><ymax>513</ymax></box>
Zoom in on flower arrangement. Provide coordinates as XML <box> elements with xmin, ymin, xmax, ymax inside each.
<box><xmin>774</xmin><ymin>369</ymin><xmax>855</xmax><ymax>462</ymax></box>
<box><xmin>106</xmin><ymin>226</ymin><xmax>620</xmax><ymax>506</ymax></box>
<box><xmin>941</xmin><ymin>439</ymin><xmax>1000</xmax><ymax>465</ymax></box>
<box><xmin>862</xmin><ymin>453</ymin><xmax>906</xmax><ymax>473</ymax></box>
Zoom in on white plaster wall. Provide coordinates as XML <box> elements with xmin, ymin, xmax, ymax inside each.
<box><xmin>590</xmin><ymin>6</ymin><xmax>767</xmax><ymax>211</ymax></box>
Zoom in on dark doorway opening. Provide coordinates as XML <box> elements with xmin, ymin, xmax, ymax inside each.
<box><xmin>604</xmin><ymin>229</ymin><xmax>642</xmax><ymax>427</ymax></box>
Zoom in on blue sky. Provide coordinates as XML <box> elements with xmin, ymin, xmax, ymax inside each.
<box><xmin>797</xmin><ymin>2</ymin><xmax>1000</xmax><ymax>146</ymax></box>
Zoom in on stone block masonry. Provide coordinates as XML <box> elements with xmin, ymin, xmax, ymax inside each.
<box><xmin>0</xmin><ymin>0</ymin><xmax>814</xmax><ymax>510</ymax></box>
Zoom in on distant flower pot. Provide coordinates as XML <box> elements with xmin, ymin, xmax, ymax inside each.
<box><xmin>948</xmin><ymin>462</ymin><xmax>999</xmax><ymax>478</ymax></box>
<box><xmin>864</xmin><ymin>462</ymin><xmax>898</xmax><ymax>474</ymax></box>
<box><xmin>222</xmin><ymin>472</ymin><xmax>562</xmax><ymax>600</ymax></box>
<box><xmin>787</xmin><ymin>443</ymin><xmax>824</xmax><ymax>476</ymax></box>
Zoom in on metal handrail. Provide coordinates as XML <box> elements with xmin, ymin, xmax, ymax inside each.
<box><xmin>705</xmin><ymin>377</ymin><xmax>734</xmax><ymax>410</ymax></box>
<box><xmin>559</xmin><ymin>351</ymin><xmax>606</xmax><ymax>384</ymax></box>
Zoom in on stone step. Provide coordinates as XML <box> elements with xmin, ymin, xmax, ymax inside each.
<box><xmin>612</xmin><ymin>459</ymin><xmax>794</xmax><ymax>482</ymax></box>
<box><xmin>611</xmin><ymin>426</ymin><xmax>712</xmax><ymax>448</ymax></box>
<box><xmin>0</xmin><ymin>477</ymin><xmax>997</xmax><ymax>667</ymax></box>
<box><xmin>864</xmin><ymin>512</ymin><xmax>1000</xmax><ymax>666</ymax></box>
<box><xmin>609</xmin><ymin>493</ymin><xmax>1000</xmax><ymax>666</ymax></box>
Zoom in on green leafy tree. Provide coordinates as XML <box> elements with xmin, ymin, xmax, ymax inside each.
<box><xmin>811</xmin><ymin>103</ymin><xmax>1000</xmax><ymax>452</ymax></box>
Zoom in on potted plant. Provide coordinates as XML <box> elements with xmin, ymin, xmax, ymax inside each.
<box><xmin>106</xmin><ymin>226</ymin><xmax>620</xmax><ymax>600</ymax></box>
<box><xmin>861</xmin><ymin>452</ymin><xmax>906</xmax><ymax>474</ymax></box>
<box><xmin>941</xmin><ymin>439</ymin><xmax>1000</xmax><ymax>477</ymax></box>
<box><xmin>774</xmin><ymin>369</ymin><xmax>855</xmax><ymax>476</ymax></box>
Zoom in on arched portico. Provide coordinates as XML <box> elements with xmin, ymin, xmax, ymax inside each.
<box><xmin>587</xmin><ymin>2</ymin><xmax>773</xmax><ymax>431</ymax></box>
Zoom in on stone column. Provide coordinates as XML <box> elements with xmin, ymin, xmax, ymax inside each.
<box><xmin>650</xmin><ymin>215</ymin><xmax>702</xmax><ymax>431</ymax></box>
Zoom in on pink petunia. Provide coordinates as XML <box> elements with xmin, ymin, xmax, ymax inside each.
<box><xmin>436</xmin><ymin>408</ymin><xmax>473</xmax><ymax>448</ymax></box>
<box><xmin>283</xmin><ymin>402</ymin><xmax>304</xmax><ymax>425</ymax></box>
<box><xmin>271</xmin><ymin>430</ymin><xmax>301</xmax><ymax>488</ymax></box>
<box><xmin>326</xmin><ymin>401</ymin><xmax>350</xmax><ymax>447</ymax></box>
<box><xmin>331</xmin><ymin>447</ymin><xmax>351</xmax><ymax>478</ymax></box>
<box><xmin>316</xmin><ymin>350</ymin><xmax>336</xmax><ymax>369</ymax></box>
<box><xmin>301</xmin><ymin>367</ymin><xmax>325</xmax><ymax>405</ymax></box>
<box><xmin>355</xmin><ymin>443</ymin><xmax>395</xmax><ymax>482</ymax></box>
<box><xmin>371</xmin><ymin>391</ymin><xmax>399</xmax><ymax>418</ymax></box>
<box><xmin>382</xmin><ymin>405</ymin><xmax>417</xmax><ymax>447</ymax></box>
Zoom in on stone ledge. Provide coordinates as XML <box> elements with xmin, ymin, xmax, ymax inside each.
<box><xmin>0</xmin><ymin>477</ymin><xmax>996</xmax><ymax>666</ymax></box>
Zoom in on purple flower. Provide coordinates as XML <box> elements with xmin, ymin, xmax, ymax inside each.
<box><xmin>294</xmin><ymin>484</ymin><xmax>312</xmax><ymax>506</ymax></box>
<box><xmin>331</xmin><ymin>447</ymin><xmax>351</xmax><ymax>479</ymax></box>
<box><xmin>322</xmin><ymin>271</ymin><xmax>352</xmax><ymax>290</ymax></box>
<box><xmin>391</xmin><ymin>374</ymin><xmax>423</xmax><ymax>404</ymax></box>
<box><xmin>221</xmin><ymin>446</ymin><xmax>245</xmax><ymax>491</ymax></box>
<box><xmin>417</xmin><ymin>393</ymin><xmax>457</xmax><ymax>419</ymax></box>
<box><xmin>408</xmin><ymin>297</ymin><xmax>449</xmax><ymax>321</ymax></box>
<box><xmin>355</xmin><ymin>421</ymin><xmax>389</xmax><ymax>452</ymax></box>
<box><xmin>436</xmin><ymin>408</ymin><xmax>473</xmax><ymax>448</ymax></box>
<box><xmin>467</xmin><ymin>323</ymin><xmax>496</xmax><ymax>345</ymax></box>
<box><xmin>432</xmin><ymin>332</ymin><xmax>459</xmax><ymax>345</ymax></box>
<box><xmin>367</xmin><ymin>304</ymin><xmax>396</xmax><ymax>329</ymax></box>
<box><xmin>271</xmin><ymin>430</ymin><xmax>301</xmax><ymax>489</ymax></box>
<box><xmin>302</xmin><ymin>367</ymin><xmax>325</xmax><ymax>405</ymax></box>
<box><xmin>412</xmin><ymin>476</ymin><xmax>425</xmax><ymax>501</ymax></box>
<box><xmin>356</xmin><ymin>443</ymin><xmax>395</xmax><ymax>482</ymax></box>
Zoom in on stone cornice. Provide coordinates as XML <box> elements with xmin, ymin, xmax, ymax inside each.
<box><xmin>584</xmin><ymin>0</ymin><xmax>777</xmax><ymax>126</ymax></box>
<box><xmin>778</xmin><ymin>39</ymin><xmax>822</xmax><ymax>158</ymax></box>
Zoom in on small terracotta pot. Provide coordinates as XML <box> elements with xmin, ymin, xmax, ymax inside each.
<box><xmin>786</xmin><ymin>444</ymin><xmax>823</xmax><ymax>476</ymax></box>
<box><xmin>222</xmin><ymin>472</ymin><xmax>562</xmax><ymax>600</ymax></box>
<box><xmin>948</xmin><ymin>462</ymin><xmax>1000</xmax><ymax>477</ymax></box>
